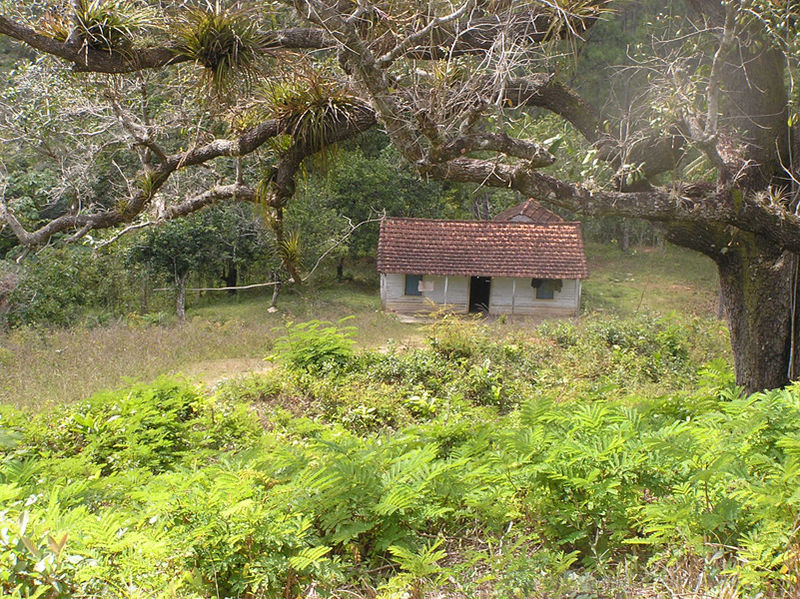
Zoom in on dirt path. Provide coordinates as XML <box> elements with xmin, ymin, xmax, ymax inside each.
<box><xmin>171</xmin><ymin>358</ymin><xmax>273</xmax><ymax>388</ymax></box>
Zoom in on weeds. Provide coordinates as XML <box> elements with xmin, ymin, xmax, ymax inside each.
<box><xmin>2</xmin><ymin>343</ymin><xmax>799</xmax><ymax>596</ymax></box>
<box><xmin>271</xmin><ymin>317</ymin><xmax>356</xmax><ymax>372</ymax></box>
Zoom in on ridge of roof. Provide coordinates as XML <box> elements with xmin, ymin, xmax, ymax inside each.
<box><xmin>383</xmin><ymin>216</ymin><xmax>582</xmax><ymax>226</ymax></box>
<box><xmin>493</xmin><ymin>199</ymin><xmax>565</xmax><ymax>224</ymax></box>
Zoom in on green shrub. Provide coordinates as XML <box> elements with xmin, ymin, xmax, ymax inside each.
<box><xmin>426</xmin><ymin>314</ymin><xmax>488</xmax><ymax>360</ymax></box>
<box><xmin>16</xmin><ymin>378</ymin><xmax>259</xmax><ymax>475</ymax></box>
<box><xmin>272</xmin><ymin>318</ymin><xmax>356</xmax><ymax>372</ymax></box>
<box><xmin>358</xmin><ymin>347</ymin><xmax>454</xmax><ymax>393</ymax></box>
<box><xmin>6</xmin><ymin>317</ymin><xmax>800</xmax><ymax>596</ymax></box>
<box><xmin>6</xmin><ymin>246</ymin><xmax>140</xmax><ymax>327</ymax></box>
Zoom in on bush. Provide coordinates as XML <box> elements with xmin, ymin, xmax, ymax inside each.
<box><xmin>16</xmin><ymin>378</ymin><xmax>259</xmax><ymax>475</ymax></box>
<box><xmin>271</xmin><ymin>317</ymin><xmax>356</xmax><ymax>372</ymax></box>
<box><xmin>426</xmin><ymin>313</ymin><xmax>488</xmax><ymax>360</ymax></box>
<box><xmin>5</xmin><ymin>246</ymin><xmax>140</xmax><ymax>327</ymax></box>
<box><xmin>10</xmin><ymin>315</ymin><xmax>800</xmax><ymax>597</ymax></box>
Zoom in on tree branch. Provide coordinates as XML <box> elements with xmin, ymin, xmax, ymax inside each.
<box><xmin>159</xmin><ymin>184</ymin><xmax>255</xmax><ymax>220</ymax></box>
<box><xmin>94</xmin><ymin>220</ymin><xmax>155</xmax><ymax>248</ymax></box>
<box><xmin>375</xmin><ymin>0</ymin><xmax>475</xmax><ymax>67</ymax></box>
<box><xmin>376</xmin><ymin>2</ymin><xmax>607</xmax><ymax>62</ymax></box>
<box><xmin>301</xmin><ymin>211</ymin><xmax>386</xmax><ymax>282</ymax></box>
<box><xmin>0</xmin><ymin>94</ymin><xmax>376</xmax><ymax>250</ymax></box>
<box><xmin>505</xmin><ymin>75</ymin><xmax>684</xmax><ymax>180</ymax></box>
<box><xmin>432</xmin><ymin>132</ymin><xmax>555</xmax><ymax>166</ymax></box>
<box><xmin>0</xmin><ymin>14</ymin><xmax>187</xmax><ymax>72</ymax></box>
<box><xmin>0</xmin><ymin>15</ymin><xmax>329</xmax><ymax>73</ymax></box>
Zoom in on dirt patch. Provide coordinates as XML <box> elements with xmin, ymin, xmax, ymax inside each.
<box><xmin>171</xmin><ymin>358</ymin><xmax>271</xmax><ymax>387</ymax></box>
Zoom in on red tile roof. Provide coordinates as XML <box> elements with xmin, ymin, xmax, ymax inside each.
<box><xmin>493</xmin><ymin>199</ymin><xmax>564</xmax><ymax>223</ymax></box>
<box><xmin>377</xmin><ymin>218</ymin><xmax>588</xmax><ymax>279</ymax></box>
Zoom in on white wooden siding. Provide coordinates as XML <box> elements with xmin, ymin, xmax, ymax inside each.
<box><xmin>382</xmin><ymin>274</ymin><xmax>580</xmax><ymax>316</ymax></box>
<box><xmin>381</xmin><ymin>274</ymin><xmax>470</xmax><ymax>314</ymax></box>
<box><xmin>489</xmin><ymin>277</ymin><xmax>580</xmax><ymax>316</ymax></box>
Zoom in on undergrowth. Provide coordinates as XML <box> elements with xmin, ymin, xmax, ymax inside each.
<box><xmin>2</xmin><ymin>314</ymin><xmax>797</xmax><ymax>598</ymax></box>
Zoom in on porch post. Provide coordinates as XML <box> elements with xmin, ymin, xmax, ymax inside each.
<box><xmin>511</xmin><ymin>278</ymin><xmax>516</xmax><ymax>315</ymax></box>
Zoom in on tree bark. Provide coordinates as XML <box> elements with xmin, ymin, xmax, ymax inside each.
<box><xmin>175</xmin><ymin>272</ymin><xmax>188</xmax><ymax>324</ymax></box>
<box><xmin>716</xmin><ymin>235</ymin><xmax>800</xmax><ymax>393</ymax></box>
<box><xmin>621</xmin><ymin>220</ymin><xmax>630</xmax><ymax>253</ymax></box>
<box><xmin>270</xmin><ymin>270</ymin><xmax>282</xmax><ymax>309</ymax></box>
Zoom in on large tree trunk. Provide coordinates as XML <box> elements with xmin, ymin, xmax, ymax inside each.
<box><xmin>716</xmin><ymin>234</ymin><xmax>800</xmax><ymax>393</ymax></box>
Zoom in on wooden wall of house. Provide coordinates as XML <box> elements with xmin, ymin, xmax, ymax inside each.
<box><xmin>381</xmin><ymin>274</ymin><xmax>469</xmax><ymax>314</ymax></box>
<box><xmin>489</xmin><ymin>278</ymin><xmax>580</xmax><ymax>316</ymax></box>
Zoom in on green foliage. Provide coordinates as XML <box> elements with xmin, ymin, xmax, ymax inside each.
<box><xmin>426</xmin><ymin>313</ymin><xmax>488</xmax><ymax>360</ymax></box>
<box><xmin>15</xmin><ymin>378</ymin><xmax>258</xmax><ymax>476</ymax></box>
<box><xmin>126</xmin><ymin>205</ymin><xmax>272</xmax><ymax>286</ymax></box>
<box><xmin>272</xmin><ymin>317</ymin><xmax>356</xmax><ymax>372</ymax></box>
<box><xmin>0</xmin><ymin>507</ymin><xmax>76</xmax><ymax>599</ymax></box>
<box><xmin>381</xmin><ymin>538</ymin><xmax>447</xmax><ymax>598</ymax></box>
<box><xmin>2</xmin><ymin>313</ymin><xmax>799</xmax><ymax>596</ymax></box>
<box><xmin>277</xmin><ymin>229</ymin><xmax>305</xmax><ymax>274</ymax></box>
<box><xmin>5</xmin><ymin>246</ymin><xmax>138</xmax><ymax>327</ymax></box>
<box><xmin>289</xmin><ymin>144</ymin><xmax>457</xmax><ymax>270</ymax></box>
<box><xmin>262</xmin><ymin>70</ymin><xmax>364</xmax><ymax>152</ymax></box>
<box><xmin>38</xmin><ymin>0</ymin><xmax>156</xmax><ymax>50</ymax></box>
<box><xmin>174</xmin><ymin>2</ymin><xmax>266</xmax><ymax>91</ymax></box>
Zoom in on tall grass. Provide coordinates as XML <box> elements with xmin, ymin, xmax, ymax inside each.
<box><xmin>2</xmin><ymin>245</ymin><xmax>721</xmax><ymax>409</ymax></box>
<box><xmin>1</xmin><ymin>287</ymin><xmax>418</xmax><ymax>409</ymax></box>
<box><xmin>582</xmin><ymin>242</ymin><xmax>719</xmax><ymax>316</ymax></box>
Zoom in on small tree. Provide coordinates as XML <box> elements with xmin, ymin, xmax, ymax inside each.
<box><xmin>127</xmin><ymin>213</ymin><xmax>236</xmax><ymax>323</ymax></box>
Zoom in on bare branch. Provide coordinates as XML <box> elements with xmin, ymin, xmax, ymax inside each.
<box><xmin>94</xmin><ymin>220</ymin><xmax>156</xmax><ymax>249</ymax></box>
<box><xmin>159</xmin><ymin>184</ymin><xmax>255</xmax><ymax>220</ymax></box>
<box><xmin>433</xmin><ymin>132</ymin><xmax>555</xmax><ymax>166</ymax></box>
<box><xmin>705</xmin><ymin>2</ymin><xmax>737</xmax><ymax>138</ymax></box>
<box><xmin>302</xmin><ymin>211</ymin><xmax>386</xmax><ymax>282</ymax></box>
<box><xmin>107</xmin><ymin>92</ymin><xmax>167</xmax><ymax>164</ymax></box>
<box><xmin>376</xmin><ymin>1</ymin><xmax>475</xmax><ymax>68</ymax></box>
<box><xmin>152</xmin><ymin>281</ymin><xmax>280</xmax><ymax>293</ymax></box>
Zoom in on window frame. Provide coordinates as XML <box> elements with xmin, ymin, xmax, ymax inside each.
<box><xmin>532</xmin><ymin>278</ymin><xmax>562</xmax><ymax>300</ymax></box>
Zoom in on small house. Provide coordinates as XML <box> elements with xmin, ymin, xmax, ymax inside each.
<box><xmin>377</xmin><ymin>202</ymin><xmax>588</xmax><ymax>316</ymax></box>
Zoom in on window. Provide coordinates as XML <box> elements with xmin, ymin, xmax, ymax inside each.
<box><xmin>404</xmin><ymin>274</ymin><xmax>423</xmax><ymax>296</ymax></box>
<box><xmin>532</xmin><ymin>278</ymin><xmax>562</xmax><ymax>300</ymax></box>
<box><xmin>536</xmin><ymin>283</ymin><xmax>555</xmax><ymax>299</ymax></box>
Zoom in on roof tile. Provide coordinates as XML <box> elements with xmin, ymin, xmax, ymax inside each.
<box><xmin>377</xmin><ymin>218</ymin><xmax>588</xmax><ymax>279</ymax></box>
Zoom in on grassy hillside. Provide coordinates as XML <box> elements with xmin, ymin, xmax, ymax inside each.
<box><xmin>0</xmin><ymin>243</ymin><xmax>724</xmax><ymax>409</ymax></box>
<box><xmin>582</xmin><ymin>243</ymin><xmax>719</xmax><ymax>316</ymax></box>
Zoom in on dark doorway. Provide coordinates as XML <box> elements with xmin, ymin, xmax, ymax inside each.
<box><xmin>469</xmin><ymin>276</ymin><xmax>492</xmax><ymax>313</ymax></box>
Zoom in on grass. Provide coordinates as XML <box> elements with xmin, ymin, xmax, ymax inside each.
<box><xmin>0</xmin><ymin>283</ymin><xmax>420</xmax><ymax>409</ymax></box>
<box><xmin>1</xmin><ymin>243</ymin><xmax>723</xmax><ymax>409</ymax></box>
<box><xmin>582</xmin><ymin>242</ymin><xmax>719</xmax><ymax>316</ymax></box>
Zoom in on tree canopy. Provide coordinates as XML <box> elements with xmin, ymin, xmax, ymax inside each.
<box><xmin>2</xmin><ymin>0</ymin><xmax>800</xmax><ymax>391</ymax></box>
